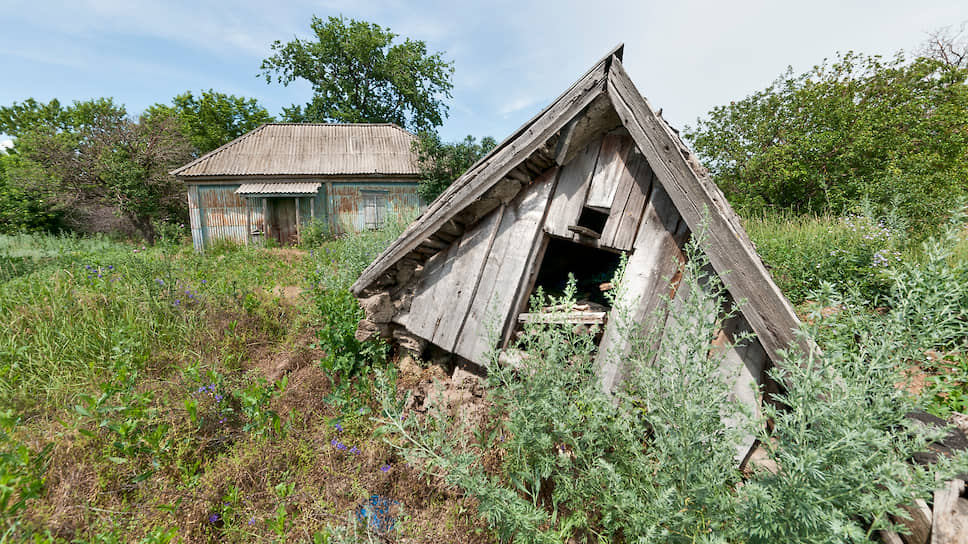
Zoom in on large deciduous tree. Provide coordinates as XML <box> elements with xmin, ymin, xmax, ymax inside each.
<box><xmin>260</xmin><ymin>15</ymin><xmax>454</xmax><ymax>132</ymax></box>
<box><xmin>685</xmin><ymin>52</ymin><xmax>968</xmax><ymax>229</ymax></box>
<box><xmin>413</xmin><ymin>132</ymin><xmax>497</xmax><ymax>202</ymax></box>
<box><xmin>3</xmin><ymin>98</ymin><xmax>193</xmax><ymax>241</ymax></box>
<box><xmin>147</xmin><ymin>90</ymin><xmax>275</xmax><ymax>154</ymax></box>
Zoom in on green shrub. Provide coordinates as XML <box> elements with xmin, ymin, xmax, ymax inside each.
<box><xmin>305</xmin><ymin>220</ymin><xmax>406</xmax><ymax>398</ymax></box>
<box><xmin>299</xmin><ymin>218</ymin><xmax>335</xmax><ymax>248</ymax></box>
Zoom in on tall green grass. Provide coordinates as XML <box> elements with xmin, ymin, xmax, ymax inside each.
<box><xmin>0</xmin><ymin>234</ymin><xmax>302</xmax><ymax>412</ymax></box>
<box><xmin>744</xmin><ymin>211</ymin><xmax>908</xmax><ymax>305</ymax></box>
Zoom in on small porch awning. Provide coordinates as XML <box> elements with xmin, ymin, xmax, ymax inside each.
<box><xmin>235</xmin><ymin>182</ymin><xmax>321</xmax><ymax>197</ymax></box>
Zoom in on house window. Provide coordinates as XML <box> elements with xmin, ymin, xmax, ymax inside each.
<box><xmin>362</xmin><ymin>191</ymin><xmax>388</xmax><ymax>230</ymax></box>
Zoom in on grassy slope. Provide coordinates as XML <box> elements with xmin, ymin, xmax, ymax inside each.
<box><xmin>1</xmin><ymin>234</ymin><xmax>490</xmax><ymax>543</ymax></box>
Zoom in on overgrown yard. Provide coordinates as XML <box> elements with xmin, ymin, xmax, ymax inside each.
<box><xmin>0</xmin><ymin>231</ymin><xmax>487</xmax><ymax>543</ymax></box>
<box><xmin>3</xmin><ymin>209</ymin><xmax>968</xmax><ymax>543</ymax></box>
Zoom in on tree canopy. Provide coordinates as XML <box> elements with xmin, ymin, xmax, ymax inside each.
<box><xmin>2</xmin><ymin>98</ymin><xmax>192</xmax><ymax>241</ymax></box>
<box><xmin>685</xmin><ymin>52</ymin><xmax>968</xmax><ymax>228</ymax></box>
<box><xmin>260</xmin><ymin>15</ymin><xmax>454</xmax><ymax>132</ymax></box>
<box><xmin>147</xmin><ymin>90</ymin><xmax>274</xmax><ymax>155</ymax></box>
<box><xmin>413</xmin><ymin>132</ymin><xmax>496</xmax><ymax>202</ymax></box>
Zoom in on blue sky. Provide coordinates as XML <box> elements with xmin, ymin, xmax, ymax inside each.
<box><xmin>1</xmin><ymin>1</ymin><xmax>966</xmax><ymax>149</ymax></box>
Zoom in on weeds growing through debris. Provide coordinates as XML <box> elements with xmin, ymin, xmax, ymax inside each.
<box><xmin>381</xmin><ymin>216</ymin><xmax>968</xmax><ymax>543</ymax></box>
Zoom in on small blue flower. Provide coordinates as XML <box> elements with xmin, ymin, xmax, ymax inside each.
<box><xmin>379</xmin><ymin>464</ymin><xmax>391</xmax><ymax>472</ymax></box>
<box><xmin>334</xmin><ymin>423</ymin><xmax>343</xmax><ymax>432</ymax></box>
<box><xmin>349</xmin><ymin>446</ymin><xmax>360</xmax><ymax>455</ymax></box>
<box><xmin>248</xmin><ymin>517</ymin><xmax>256</xmax><ymax>525</ymax></box>
<box><xmin>208</xmin><ymin>513</ymin><xmax>219</xmax><ymax>523</ymax></box>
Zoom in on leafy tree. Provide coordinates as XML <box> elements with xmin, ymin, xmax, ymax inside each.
<box><xmin>413</xmin><ymin>132</ymin><xmax>497</xmax><ymax>202</ymax></box>
<box><xmin>260</xmin><ymin>15</ymin><xmax>454</xmax><ymax>132</ymax></box>
<box><xmin>7</xmin><ymin>98</ymin><xmax>193</xmax><ymax>242</ymax></box>
<box><xmin>0</xmin><ymin>98</ymin><xmax>72</xmax><ymax>137</ymax></box>
<box><xmin>685</xmin><ymin>52</ymin><xmax>968</xmax><ymax>230</ymax></box>
<box><xmin>147</xmin><ymin>89</ymin><xmax>274</xmax><ymax>154</ymax></box>
<box><xmin>0</xmin><ymin>152</ymin><xmax>62</xmax><ymax>233</ymax></box>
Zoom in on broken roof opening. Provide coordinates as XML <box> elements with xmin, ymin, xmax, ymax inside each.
<box><xmin>530</xmin><ymin>237</ymin><xmax>621</xmax><ymax>310</ymax></box>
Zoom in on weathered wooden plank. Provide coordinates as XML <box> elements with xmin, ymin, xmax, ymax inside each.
<box><xmin>599</xmin><ymin>146</ymin><xmax>652</xmax><ymax>250</ymax></box>
<box><xmin>933</xmin><ymin>479</ymin><xmax>967</xmax><ymax>544</ymax></box>
<box><xmin>880</xmin><ymin>529</ymin><xmax>905</xmax><ymax>544</ymax></box>
<box><xmin>715</xmin><ymin>313</ymin><xmax>769</xmax><ymax>463</ymax></box>
<box><xmin>544</xmin><ymin>137</ymin><xmax>601</xmax><ymax>239</ymax></box>
<box><xmin>454</xmin><ymin>171</ymin><xmax>557</xmax><ymax>365</ymax></box>
<box><xmin>585</xmin><ymin>134</ymin><xmax>633</xmax><ymax>211</ymax></box>
<box><xmin>567</xmin><ymin>225</ymin><xmax>601</xmax><ymax>239</ymax></box>
<box><xmin>897</xmin><ymin>499</ymin><xmax>933</xmax><ymax>544</ymax></box>
<box><xmin>595</xmin><ymin>180</ymin><xmax>687</xmax><ymax>393</ymax></box>
<box><xmin>352</xmin><ymin>54</ymin><xmax>613</xmax><ymax>296</ymax></box>
<box><xmin>556</xmin><ymin>93</ymin><xmax>623</xmax><ymax>166</ymax></box>
<box><xmin>429</xmin><ymin>209</ymin><xmax>505</xmax><ymax>351</ymax></box>
<box><xmin>518</xmin><ymin>311</ymin><xmax>607</xmax><ymax>325</ymax></box>
<box><xmin>393</xmin><ymin>236</ymin><xmax>463</xmax><ymax>339</ymax></box>
<box><xmin>502</xmin><ymin>232</ymin><xmax>551</xmax><ymax>349</ymax></box>
<box><xmin>605</xmin><ymin>58</ymin><xmax>808</xmax><ymax>365</ymax></box>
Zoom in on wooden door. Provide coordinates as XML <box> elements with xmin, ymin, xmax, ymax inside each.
<box><xmin>268</xmin><ymin>198</ymin><xmax>298</xmax><ymax>245</ymax></box>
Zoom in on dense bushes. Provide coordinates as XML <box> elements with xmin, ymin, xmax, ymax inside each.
<box><xmin>686</xmin><ymin>52</ymin><xmax>968</xmax><ymax>232</ymax></box>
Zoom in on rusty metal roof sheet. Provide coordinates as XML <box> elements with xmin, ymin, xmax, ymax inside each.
<box><xmin>171</xmin><ymin>123</ymin><xmax>420</xmax><ymax>178</ymax></box>
<box><xmin>235</xmin><ymin>182</ymin><xmax>321</xmax><ymax>195</ymax></box>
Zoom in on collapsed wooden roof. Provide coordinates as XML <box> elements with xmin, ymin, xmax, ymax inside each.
<box><xmin>352</xmin><ymin>44</ymin><xmax>805</xmax><ymax>368</ymax></box>
<box><xmin>171</xmin><ymin>123</ymin><xmax>420</xmax><ymax>179</ymax></box>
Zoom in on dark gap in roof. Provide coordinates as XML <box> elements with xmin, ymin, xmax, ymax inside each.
<box><xmin>530</xmin><ymin>237</ymin><xmax>622</xmax><ymax>309</ymax></box>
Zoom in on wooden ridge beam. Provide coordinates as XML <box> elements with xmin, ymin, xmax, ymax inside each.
<box><xmin>604</xmin><ymin>57</ymin><xmax>809</xmax><ymax>365</ymax></box>
<box><xmin>352</xmin><ymin>52</ymin><xmax>618</xmax><ymax>296</ymax></box>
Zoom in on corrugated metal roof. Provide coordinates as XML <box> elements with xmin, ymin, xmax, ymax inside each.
<box><xmin>235</xmin><ymin>182</ymin><xmax>321</xmax><ymax>195</ymax></box>
<box><xmin>171</xmin><ymin>123</ymin><xmax>420</xmax><ymax>178</ymax></box>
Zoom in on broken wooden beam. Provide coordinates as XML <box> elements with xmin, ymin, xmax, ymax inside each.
<box><xmin>518</xmin><ymin>311</ymin><xmax>607</xmax><ymax>325</ymax></box>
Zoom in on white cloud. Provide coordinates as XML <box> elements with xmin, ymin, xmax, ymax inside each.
<box><xmin>0</xmin><ymin>139</ymin><xmax>13</xmax><ymax>153</ymax></box>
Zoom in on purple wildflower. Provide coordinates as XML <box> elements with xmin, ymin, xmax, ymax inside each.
<box><xmin>379</xmin><ymin>464</ymin><xmax>391</xmax><ymax>473</ymax></box>
<box><xmin>349</xmin><ymin>446</ymin><xmax>360</xmax><ymax>455</ymax></box>
<box><xmin>334</xmin><ymin>423</ymin><xmax>343</xmax><ymax>432</ymax></box>
<box><xmin>248</xmin><ymin>517</ymin><xmax>256</xmax><ymax>525</ymax></box>
<box><xmin>214</xmin><ymin>394</ymin><xmax>223</xmax><ymax>402</ymax></box>
<box><xmin>208</xmin><ymin>513</ymin><xmax>219</xmax><ymax>523</ymax></box>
